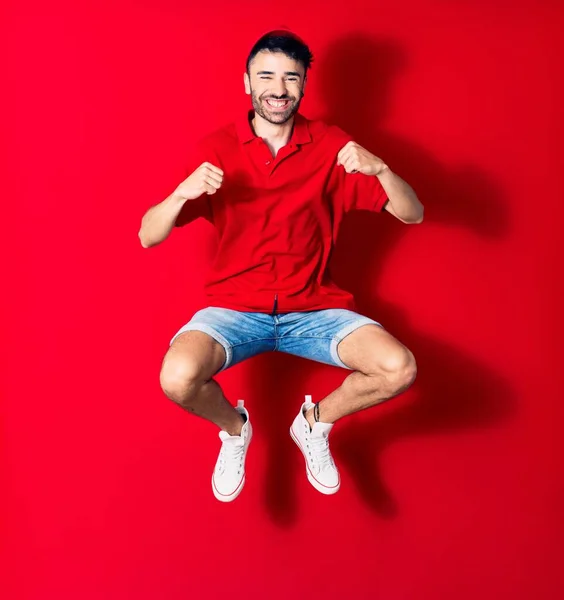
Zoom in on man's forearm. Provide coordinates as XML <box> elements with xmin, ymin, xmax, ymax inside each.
<box><xmin>377</xmin><ymin>167</ymin><xmax>424</xmax><ymax>223</ymax></box>
<box><xmin>138</xmin><ymin>192</ymin><xmax>187</xmax><ymax>248</ymax></box>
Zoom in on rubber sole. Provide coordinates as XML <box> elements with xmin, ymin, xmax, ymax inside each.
<box><xmin>212</xmin><ymin>473</ymin><xmax>246</xmax><ymax>502</ymax></box>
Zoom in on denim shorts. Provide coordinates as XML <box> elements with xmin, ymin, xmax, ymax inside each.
<box><xmin>169</xmin><ymin>307</ymin><xmax>382</xmax><ymax>373</ymax></box>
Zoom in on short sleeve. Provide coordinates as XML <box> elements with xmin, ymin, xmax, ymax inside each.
<box><xmin>327</xmin><ymin>165</ymin><xmax>389</xmax><ymax>213</ymax></box>
<box><xmin>174</xmin><ymin>196</ymin><xmax>213</xmax><ymax>227</ymax></box>
<box><xmin>174</xmin><ymin>140</ymin><xmax>215</xmax><ymax>227</ymax></box>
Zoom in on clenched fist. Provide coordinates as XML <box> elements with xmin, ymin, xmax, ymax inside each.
<box><xmin>174</xmin><ymin>162</ymin><xmax>224</xmax><ymax>200</ymax></box>
<box><xmin>337</xmin><ymin>141</ymin><xmax>388</xmax><ymax>176</ymax></box>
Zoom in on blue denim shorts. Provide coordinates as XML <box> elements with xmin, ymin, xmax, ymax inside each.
<box><xmin>169</xmin><ymin>307</ymin><xmax>382</xmax><ymax>373</ymax></box>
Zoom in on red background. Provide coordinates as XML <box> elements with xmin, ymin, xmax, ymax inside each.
<box><xmin>2</xmin><ymin>1</ymin><xmax>563</xmax><ymax>598</ymax></box>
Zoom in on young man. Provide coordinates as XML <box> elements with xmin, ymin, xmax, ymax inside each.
<box><xmin>139</xmin><ymin>29</ymin><xmax>424</xmax><ymax>502</ymax></box>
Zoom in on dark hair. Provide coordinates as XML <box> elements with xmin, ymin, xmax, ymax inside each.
<box><xmin>246</xmin><ymin>31</ymin><xmax>314</xmax><ymax>74</ymax></box>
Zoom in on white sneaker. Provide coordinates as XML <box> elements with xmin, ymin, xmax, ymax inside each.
<box><xmin>290</xmin><ymin>395</ymin><xmax>340</xmax><ymax>495</ymax></box>
<box><xmin>212</xmin><ymin>400</ymin><xmax>252</xmax><ymax>502</ymax></box>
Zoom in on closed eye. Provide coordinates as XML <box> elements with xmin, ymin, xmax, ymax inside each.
<box><xmin>259</xmin><ymin>76</ymin><xmax>298</xmax><ymax>82</ymax></box>
<box><xmin>257</xmin><ymin>71</ymin><xmax>301</xmax><ymax>81</ymax></box>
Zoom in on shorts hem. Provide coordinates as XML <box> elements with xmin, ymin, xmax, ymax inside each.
<box><xmin>169</xmin><ymin>324</ymin><xmax>232</xmax><ymax>373</ymax></box>
<box><xmin>330</xmin><ymin>318</ymin><xmax>382</xmax><ymax>369</ymax></box>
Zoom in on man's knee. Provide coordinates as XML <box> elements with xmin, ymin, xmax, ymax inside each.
<box><xmin>160</xmin><ymin>331</ymin><xmax>225</xmax><ymax>406</ymax></box>
<box><xmin>160</xmin><ymin>354</ymin><xmax>205</xmax><ymax>406</ymax></box>
<box><xmin>377</xmin><ymin>347</ymin><xmax>417</xmax><ymax>393</ymax></box>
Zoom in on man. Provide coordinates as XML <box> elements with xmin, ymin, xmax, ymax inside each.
<box><xmin>139</xmin><ymin>29</ymin><xmax>423</xmax><ymax>502</ymax></box>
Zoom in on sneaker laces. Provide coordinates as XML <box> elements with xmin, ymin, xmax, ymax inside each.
<box><xmin>217</xmin><ymin>438</ymin><xmax>244</xmax><ymax>475</ymax></box>
<box><xmin>307</xmin><ymin>431</ymin><xmax>334</xmax><ymax>473</ymax></box>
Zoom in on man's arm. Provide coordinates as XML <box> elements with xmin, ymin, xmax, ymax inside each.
<box><xmin>138</xmin><ymin>162</ymin><xmax>223</xmax><ymax>248</ymax></box>
<box><xmin>138</xmin><ymin>191</ymin><xmax>188</xmax><ymax>248</ymax></box>
<box><xmin>377</xmin><ymin>167</ymin><xmax>423</xmax><ymax>224</ymax></box>
<box><xmin>337</xmin><ymin>141</ymin><xmax>424</xmax><ymax>224</ymax></box>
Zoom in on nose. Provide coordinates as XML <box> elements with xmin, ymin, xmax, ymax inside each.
<box><xmin>272</xmin><ymin>77</ymin><xmax>288</xmax><ymax>97</ymax></box>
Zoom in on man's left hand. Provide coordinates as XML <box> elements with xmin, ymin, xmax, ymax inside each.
<box><xmin>337</xmin><ymin>141</ymin><xmax>388</xmax><ymax>176</ymax></box>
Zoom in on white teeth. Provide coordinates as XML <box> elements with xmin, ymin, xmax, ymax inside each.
<box><xmin>266</xmin><ymin>99</ymin><xmax>287</xmax><ymax>107</ymax></box>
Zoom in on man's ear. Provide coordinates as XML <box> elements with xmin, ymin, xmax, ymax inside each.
<box><xmin>244</xmin><ymin>72</ymin><xmax>251</xmax><ymax>95</ymax></box>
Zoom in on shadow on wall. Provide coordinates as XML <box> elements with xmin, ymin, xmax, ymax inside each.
<box><xmin>237</xmin><ymin>33</ymin><xmax>515</xmax><ymax>526</ymax></box>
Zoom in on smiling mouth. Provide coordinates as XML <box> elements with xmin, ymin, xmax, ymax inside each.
<box><xmin>264</xmin><ymin>98</ymin><xmax>291</xmax><ymax>110</ymax></box>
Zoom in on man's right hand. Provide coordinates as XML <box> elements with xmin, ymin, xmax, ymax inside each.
<box><xmin>174</xmin><ymin>162</ymin><xmax>224</xmax><ymax>200</ymax></box>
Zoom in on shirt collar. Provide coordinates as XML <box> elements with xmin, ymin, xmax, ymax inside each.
<box><xmin>236</xmin><ymin>110</ymin><xmax>312</xmax><ymax>146</ymax></box>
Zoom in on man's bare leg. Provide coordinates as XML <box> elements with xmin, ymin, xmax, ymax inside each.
<box><xmin>304</xmin><ymin>325</ymin><xmax>417</xmax><ymax>427</ymax></box>
<box><xmin>160</xmin><ymin>331</ymin><xmax>244</xmax><ymax>435</ymax></box>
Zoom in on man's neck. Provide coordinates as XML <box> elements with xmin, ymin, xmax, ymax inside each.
<box><xmin>251</xmin><ymin>111</ymin><xmax>295</xmax><ymax>157</ymax></box>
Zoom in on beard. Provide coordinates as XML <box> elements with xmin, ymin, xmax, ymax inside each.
<box><xmin>250</xmin><ymin>88</ymin><xmax>303</xmax><ymax>125</ymax></box>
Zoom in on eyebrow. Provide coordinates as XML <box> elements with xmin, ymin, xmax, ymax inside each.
<box><xmin>256</xmin><ymin>70</ymin><xmax>302</xmax><ymax>77</ymax></box>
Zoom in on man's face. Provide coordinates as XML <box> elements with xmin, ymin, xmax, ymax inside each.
<box><xmin>244</xmin><ymin>50</ymin><xmax>306</xmax><ymax>125</ymax></box>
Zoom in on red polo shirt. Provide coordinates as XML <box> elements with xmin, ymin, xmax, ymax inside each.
<box><xmin>174</xmin><ymin>110</ymin><xmax>388</xmax><ymax>313</ymax></box>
